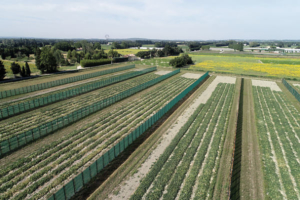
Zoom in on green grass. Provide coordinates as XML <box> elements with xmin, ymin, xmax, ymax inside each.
<box><xmin>101</xmin><ymin>44</ymin><xmax>112</xmax><ymax>50</ymax></box>
<box><xmin>132</xmin><ymin>57</ymin><xmax>174</xmax><ymax>67</ymax></box>
<box><xmin>2</xmin><ymin>60</ymin><xmax>39</xmax><ymax>78</ymax></box>
<box><xmin>142</xmin><ymin>44</ymin><xmax>155</xmax><ymax>47</ymax></box>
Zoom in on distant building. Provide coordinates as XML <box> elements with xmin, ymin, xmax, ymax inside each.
<box><xmin>107</xmin><ymin>42</ymin><xmax>113</xmax><ymax>45</ymax></box>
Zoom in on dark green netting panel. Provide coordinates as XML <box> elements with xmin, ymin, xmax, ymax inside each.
<box><xmin>74</xmin><ymin>174</ymin><xmax>84</xmax><ymax>192</ymax></box>
<box><xmin>65</xmin><ymin>180</ymin><xmax>75</xmax><ymax>200</ymax></box>
<box><xmin>0</xmin><ymin>140</ymin><xmax>10</xmax><ymax>155</ymax></box>
<box><xmin>83</xmin><ymin>168</ymin><xmax>91</xmax><ymax>184</ymax></box>
<box><xmin>54</xmin><ymin>187</ymin><xmax>66</xmax><ymax>200</ymax></box>
<box><xmin>90</xmin><ymin>162</ymin><xmax>97</xmax><ymax>178</ymax></box>
<box><xmin>9</xmin><ymin>137</ymin><xmax>18</xmax><ymax>150</ymax></box>
<box><xmin>103</xmin><ymin>152</ymin><xmax>109</xmax><ymax>167</ymax></box>
<box><xmin>109</xmin><ymin>148</ymin><xmax>115</xmax><ymax>162</ymax></box>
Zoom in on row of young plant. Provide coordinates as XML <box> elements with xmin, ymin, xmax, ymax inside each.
<box><xmin>0</xmin><ymin>65</ymin><xmax>135</xmax><ymax>99</ymax></box>
<box><xmin>48</xmin><ymin>72</ymin><xmax>209</xmax><ymax>200</ymax></box>
<box><xmin>0</xmin><ymin>77</ymin><xmax>196</xmax><ymax>200</ymax></box>
<box><xmin>0</xmin><ymin>77</ymin><xmax>185</xmax><ymax>199</ymax></box>
<box><xmin>253</xmin><ymin>86</ymin><xmax>300</xmax><ymax>200</ymax></box>
<box><xmin>0</xmin><ymin>72</ymin><xmax>176</xmax><ymax>157</ymax></box>
<box><xmin>0</xmin><ymin>73</ymin><xmax>159</xmax><ymax>143</ymax></box>
<box><xmin>0</xmin><ymin>67</ymin><xmax>156</xmax><ymax>119</ymax></box>
<box><xmin>130</xmin><ymin>83</ymin><xmax>235</xmax><ymax>200</ymax></box>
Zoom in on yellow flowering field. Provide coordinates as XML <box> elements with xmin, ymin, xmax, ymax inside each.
<box><xmin>189</xmin><ymin>55</ymin><xmax>300</xmax><ymax>78</ymax></box>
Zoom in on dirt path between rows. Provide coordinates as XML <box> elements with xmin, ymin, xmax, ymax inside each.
<box><xmin>240</xmin><ymin>79</ymin><xmax>265</xmax><ymax>200</ymax></box>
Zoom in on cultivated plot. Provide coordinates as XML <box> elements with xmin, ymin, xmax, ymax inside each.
<box><xmin>252</xmin><ymin>80</ymin><xmax>300</xmax><ymax>199</ymax></box>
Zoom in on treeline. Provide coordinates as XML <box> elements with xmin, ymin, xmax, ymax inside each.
<box><xmin>154</xmin><ymin>42</ymin><xmax>178</xmax><ymax>48</ymax></box>
<box><xmin>135</xmin><ymin>45</ymin><xmax>183</xmax><ymax>58</ymax></box>
<box><xmin>187</xmin><ymin>42</ymin><xmax>212</xmax><ymax>51</ymax></box>
<box><xmin>228</xmin><ymin>41</ymin><xmax>244</xmax><ymax>51</ymax></box>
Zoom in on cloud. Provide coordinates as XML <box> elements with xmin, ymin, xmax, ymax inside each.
<box><xmin>1</xmin><ymin>0</ymin><xmax>300</xmax><ymax>39</ymax></box>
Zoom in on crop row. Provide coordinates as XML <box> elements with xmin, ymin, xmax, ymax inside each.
<box><xmin>0</xmin><ymin>67</ymin><xmax>156</xmax><ymax>119</ymax></box>
<box><xmin>0</xmin><ymin>71</ymin><xmax>181</xmax><ymax>157</ymax></box>
<box><xmin>0</xmin><ymin>65</ymin><xmax>135</xmax><ymax>99</ymax></box>
<box><xmin>253</xmin><ymin>86</ymin><xmax>300</xmax><ymax>200</ymax></box>
<box><xmin>0</xmin><ymin>72</ymin><xmax>159</xmax><ymax>142</ymax></box>
<box><xmin>0</xmin><ymin>76</ymin><xmax>196</xmax><ymax>200</ymax></box>
<box><xmin>131</xmin><ymin>83</ymin><xmax>234</xmax><ymax>200</ymax></box>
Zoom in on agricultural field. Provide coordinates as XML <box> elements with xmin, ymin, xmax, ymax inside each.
<box><xmin>0</xmin><ymin>72</ymin><xmax>199</xmax><ymax>199</ymax></box>
<box><xmin>252</xmin><ymin>81</ymin><xmax>300</xmax><ymax>199</ymax></box>
<box><xmin>2</xmin><ymin>54</ymin><xmax>300</xmax><ymax>200</ymax></box>
<box><xmin>0</xmin><ymin>72</ymin><xmax>161</xmax><ymax>144</ymax></box>
<box><xmin>89</xmin><ymin>76</ymin><xmax>238</xmax><ymax>200</ymax></box>
<box><xmin>189</xmin><ymin>54</ymin><xmax>300</xmax><ymax>79</ymax></box>
<box><xmin>0</xmin><ymin>67</ymin><xmax>151</xmax><ymax>118</ymax></box>
<box><xmin>104</xmin><ymin>49</ymin><xmax>148</xmax><ymax>55</ymax></box>
<box><xmin>0</xmin><ymin>63</ymin><xmax>133</xmax><ymax>92</ymax></box>
<box><xmin>133</xmin><ymin>57</ymin><xmax>175</xmax><ymax>67</ymax></box>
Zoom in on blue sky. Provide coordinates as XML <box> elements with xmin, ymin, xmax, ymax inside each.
<box><xmin>1</xmin><ymin>0</ymin><xmax>299</xmax><ymax>40</ymax></box>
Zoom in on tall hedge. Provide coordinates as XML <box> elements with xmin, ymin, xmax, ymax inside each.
<box><xmin>113</xmin><ymin>57</ymin><xmax>129</xmax><ymax>63</ymax></box>
<box><xmin>80</xmin><ymin>59</ymin><xmax>111</xmax><ymax>67</ymax></box>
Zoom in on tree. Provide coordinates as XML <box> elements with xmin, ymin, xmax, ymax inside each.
<box><xmin>93</xmin><ymin>42</ymin><xmax>101</xmax><ymax>50</ymax></box>
<box><xmin>169</xmin><ymin>54</ymin><xmax>193</xmax><ymax>68</ymax></box>
<box><xmin>0</xmin><ymin>60</ymin><xmax>6</xmax><ymax>80</ymax></box>
<box><xmin>10</xmin><ymin>62</ymin><xmax>21</xmax><ymax>78</ymax></box>
<box><xmin>25</xmin><ymin>61</ymin><xmax>31</xmax><ymax>76</ymax></box>
<box><xmin>53</xmin><ymin>49</ymin><xmax>64</xmax><ymax>66</ymax></box>
<box><xmin>20</xmin><ymin>66</ymin><xmax>26</xmax><ymax>77</ymax></box>
<box><xmin>40</xmin><ymin>47</ymin><xmax>57</xmax><ymax>73</ymax></box>
<box><xmin>201</xmin><ymin>45</ymin><xmax>210</xmax><ymax>50</ymax></box>
<box><xmin>1</xmin><ymin>52</ymin><xmax>6</xmax><ymax>60</ymax></box>
<box><xmin>107</xmin><ymin>49</ymin><xmax>119</xmax><ymax>58</ymax></box>
<box><xmin>67</xmin><ymin>50</ymin><xmax>72</xmax><ymax>59</ymax></box>
<box><xmin>84</xmin><ymin>52</ymin><xmax>91</xmax><ymax>60</ymax></box>
<box><xmin>249</xmin><ymin>42</ymin><xmax>260</xmax><ymax>47</ymax></box>
<box><xmin>35</xmin><ymin>47</ymin><xmax>42</xmax><ymax>71</ymax></box>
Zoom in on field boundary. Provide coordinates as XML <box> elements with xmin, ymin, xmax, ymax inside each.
<box><xmin>48</xmin><ymin>72</ymin><xmax>209</xmax><ymax>200</ymax></box>
<box><xmin>0</xmin><ymin>69</ymin><xmax>179</xmax><ymax>158</ymax></box>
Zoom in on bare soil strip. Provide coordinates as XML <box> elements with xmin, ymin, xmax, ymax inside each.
<box><xmin>239</xmin><ymin>79</ymin><xmax>265</xmax><ymax>200</ymax></box>
<box><xmin>181</xmin><ymin>73</ymin><xmax>203</xmax><ymax>79</ymax></box>
<box><xmin>196</xmin><ymin>76</ymin><xmax>236</xmax><ymax>104</ymax></box>
<box><xmin>252</xmin><ymin>79</ymin><xmax>281</xmax><ymax>91</ymax></box>
<box><xmin>154</xmin><ymin>71</ymin><xmax>172</xmax><ymax>75</ymax></box>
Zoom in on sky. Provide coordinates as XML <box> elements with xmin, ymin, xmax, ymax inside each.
<box><xmin>1</xmin><ymin>0</ymin><xmax>300</xmax><ymax>40</ymax></box>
